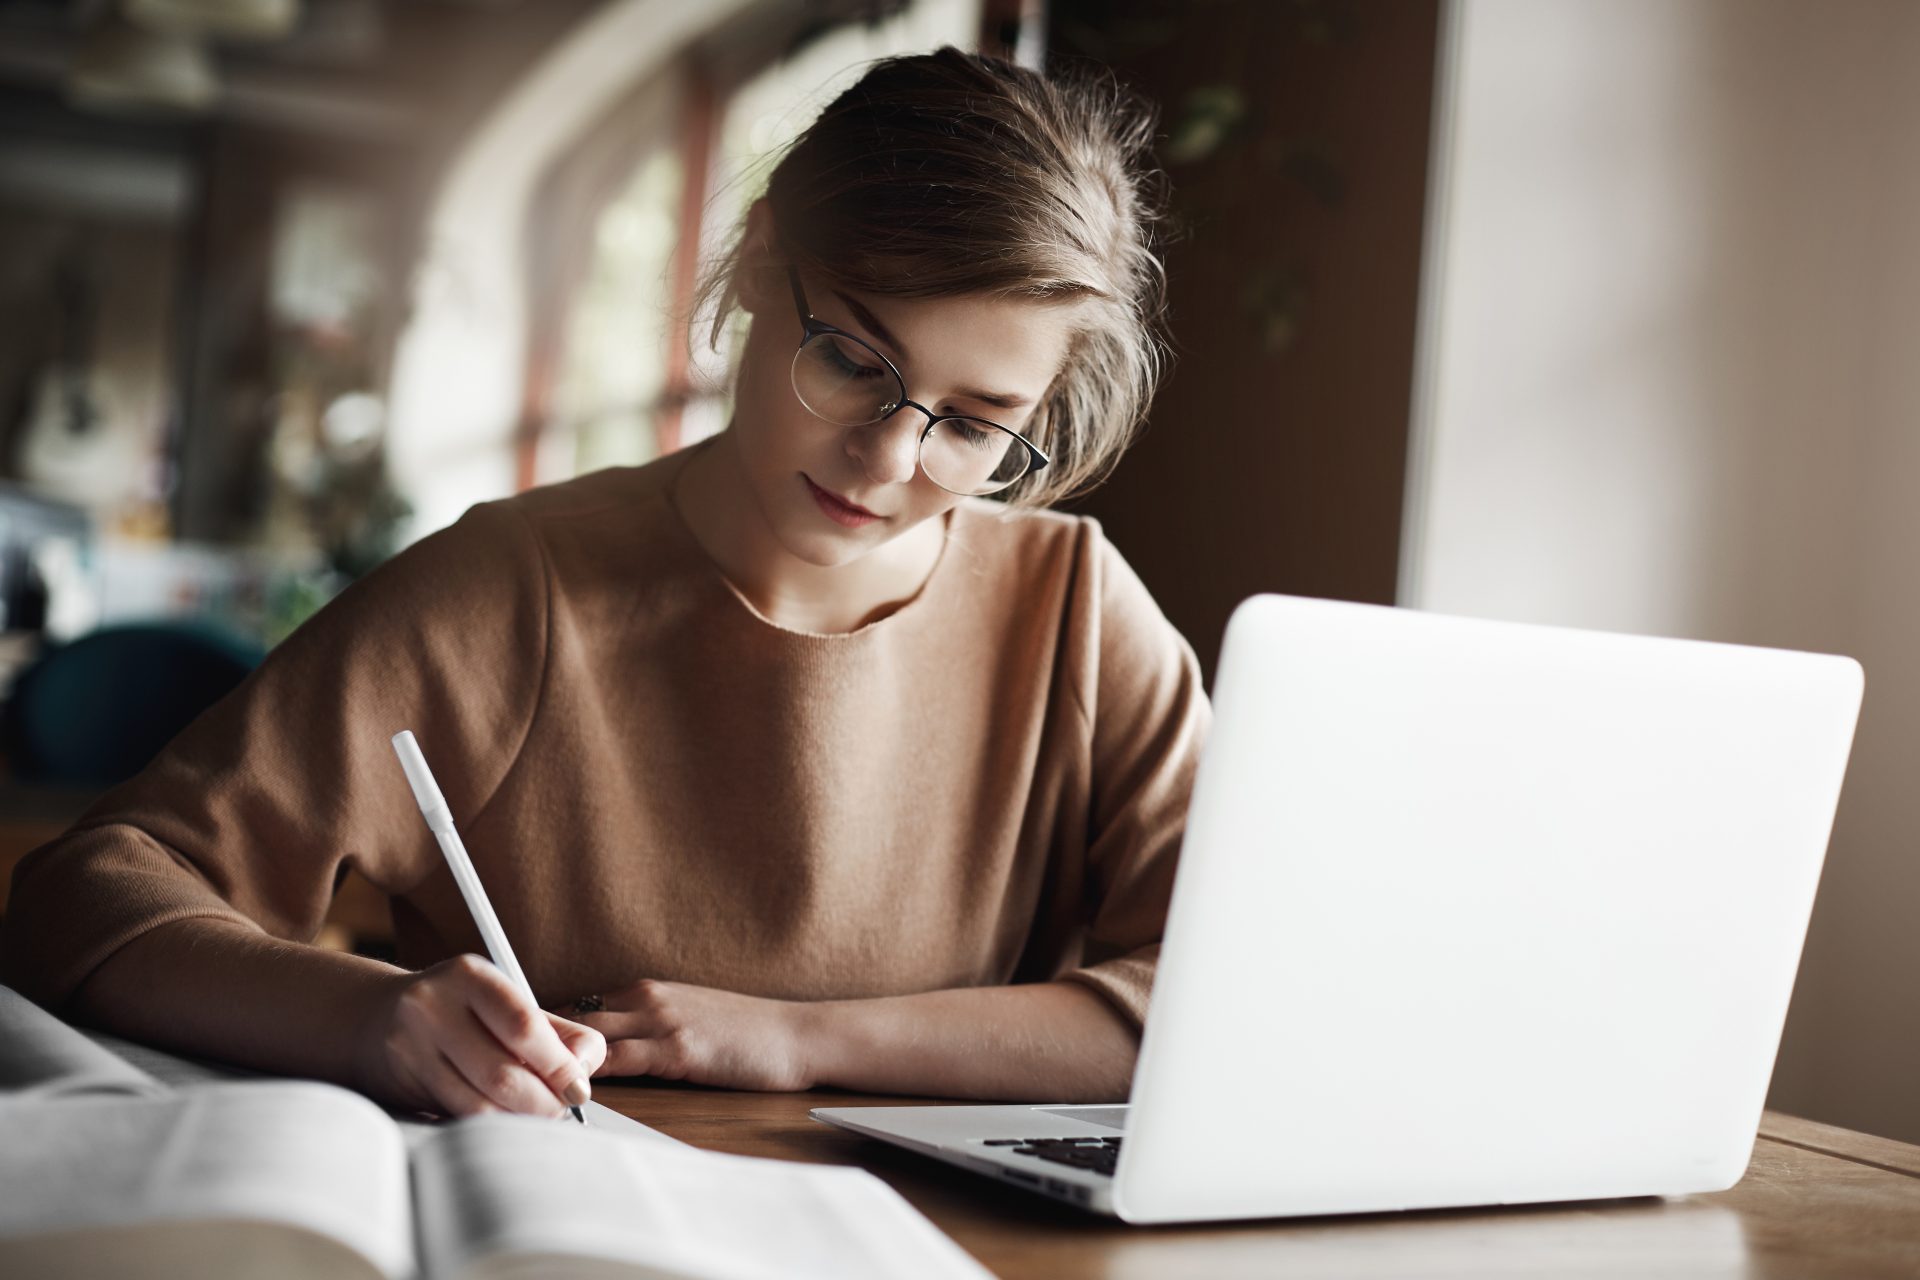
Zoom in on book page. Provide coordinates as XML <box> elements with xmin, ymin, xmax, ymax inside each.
<box><xmin>81</xmin><ymin>1025</ymin><xmax>274</xmax><ymax>1088</ymax></box>
<box><xmin>0</xmin><ymin>984</ymin><xmax>168</xmax><ymax>1100</ymax></box>
<box><xmin>393</xmin><ymin>1101</ymin><xmax>687</xmax><ymax>1157</ymax></box>
<box><xmin>0</xmin><ymin>1081</ymin><xmax>417</xmax><ymax>1280</ymax></box>
<box><xmin>0</xmin><ymin>1219</ymin><xmax>390</xmax><ymax>1280</ymax></box>
<box><xmin>62</xmin><ymin>1019</ymin><xmax>681</xmax><ymax>1151</ymax></box>
<box><xmin>413</xmin><ymin>1114</ymin><xmax>992</xmax><ymax>1280</ymax></box>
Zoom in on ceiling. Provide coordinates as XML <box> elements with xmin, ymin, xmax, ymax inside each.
<box><xmin>0</xmin><ymin>0</ymin><xmax>591</xmax><ymax>139</ymax></box>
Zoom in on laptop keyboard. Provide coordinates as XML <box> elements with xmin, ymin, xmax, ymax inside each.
<box><xmin>985</xmin><ymin>1136</ymin><xmax>1122</xmax><ymax>1177</ymax></box>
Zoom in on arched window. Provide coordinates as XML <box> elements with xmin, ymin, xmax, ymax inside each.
<box><xmin>384</xmin><ymin>0</ymin><xmax>992</xmax><ymax>543</ymax></box>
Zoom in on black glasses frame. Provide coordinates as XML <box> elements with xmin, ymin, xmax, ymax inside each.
<box><xmin>785</xmin><ymin>266</ymin><xmax>1050</xmax><ymax>490</ymax></box>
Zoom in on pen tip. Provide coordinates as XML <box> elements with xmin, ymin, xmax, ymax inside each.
<box><xmin>571</xmin><ymin>1105</ymin><xmax>586</xmax><ymax>1125</ymax></box>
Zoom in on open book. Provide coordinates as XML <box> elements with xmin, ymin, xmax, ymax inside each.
<box><xmin>0</xmin><ymin>987</ymin><xmax>991</xmax><ymax>1280</ymax></box>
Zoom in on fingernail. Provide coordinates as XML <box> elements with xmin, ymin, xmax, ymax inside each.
<box><xmin>562</xmin><ymin>1075</ymin><xmax>590</xmax><ymax>1107</ymax></box>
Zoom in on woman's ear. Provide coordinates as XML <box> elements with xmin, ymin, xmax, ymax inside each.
<box><xmin>735</xmin><ymin>199</ymin><xmax>780</xmax><ymax>316</ymax></box>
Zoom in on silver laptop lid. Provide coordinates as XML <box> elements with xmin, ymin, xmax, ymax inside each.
<box><xmin>1115</xmin><ymin>595</ymin><xmax>1862</xmax><ymax>1223</ymax></box>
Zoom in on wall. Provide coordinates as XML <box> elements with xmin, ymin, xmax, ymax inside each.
<box><xmin>1051</xmin><ymin>0</ymin><xmax>1441</xmax><ymax>679</ymax></box>
<box><xmin>1403</xmin><ymin>0</ymin><xmax>1920</xmax><ymax>1142</ymax></box>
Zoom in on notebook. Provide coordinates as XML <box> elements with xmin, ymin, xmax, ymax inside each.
<box><xmin>0</xmin><ymin>986</ymin><xmax>990</xmax><ymax>1280</ymax></box>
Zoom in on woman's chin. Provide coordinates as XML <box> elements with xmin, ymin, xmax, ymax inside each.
<box><xmin>774</xmin><ymin>519</ymin><xmax>884</xmax><ymax>568</ymax></box>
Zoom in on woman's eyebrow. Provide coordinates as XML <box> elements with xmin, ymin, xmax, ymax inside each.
<box><xmin>829</xmin><ymin>288</ymin><xmax>905</xmax><ymax>358</ymax></box>
<box><xmin>828</xmin><ymin>287</ymin><xmax>1034</xmax><ymax>410</ymax></box>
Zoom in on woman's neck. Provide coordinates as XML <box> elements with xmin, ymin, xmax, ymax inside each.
<box><xmin>671</xmin><ymin>431</ymin><xmax>948</xmax><ymax>634</ymax></box>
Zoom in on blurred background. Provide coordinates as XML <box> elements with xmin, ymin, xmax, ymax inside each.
<box><xmin>0</xmin><ymin>0</ymin><xmax>1913</xmax><ymax>1147</ymax></box>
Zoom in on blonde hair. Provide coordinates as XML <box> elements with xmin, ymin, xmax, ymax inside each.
<box><xmin>695</xmin><ymin>46</ymin><xmax>1171</xmax><ymax>508</ymax></box>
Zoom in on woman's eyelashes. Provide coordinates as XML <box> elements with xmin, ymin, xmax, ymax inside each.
<box><xmin>821</xmin><ymin>331</ymin><xmax>1019</xmax><ymax>433</ymax></box>
<box><xmin>824</xmin><ymin>338</ymin><xmax>888</xmax><ymax>380</ymax></box>
<box><xmin>949</xmin><ymin>421</ymin><xmax>997</xmax><ymax>449</ymax></box>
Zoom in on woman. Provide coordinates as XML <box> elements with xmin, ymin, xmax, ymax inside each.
<box><xmin>0</xmin><ymin>47</ymin><xmax>1208</xmax><ymax>1118</ymax></box>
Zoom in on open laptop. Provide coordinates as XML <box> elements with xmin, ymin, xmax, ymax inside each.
<box><xmin>813</xmin><ymin>593</ymin><xmax>1863</xmax><ymax>1223</ymax></box>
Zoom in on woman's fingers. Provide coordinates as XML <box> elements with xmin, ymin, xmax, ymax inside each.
<box><xmin>371</xmin><ymin>955</ymin><xmax>612</xmax><ymax>1118</ymax></box>
<box><xmin>456</xmin><ymin>957</ymin><xmax>594</xmax><ymax>1110</ymax></box>
<box><xmin>581</xmin><ymin>1006</ymin><xmax>703</xmax><ymax>1083</ymax></box>
<box><xmin>572</xmin><ymin>981</ymin><xmax>813</xmax><ymax>1091</ymax></box>
<box><xmin>436</xmin><ymin>1002</ymin><xmax>570</xmax><ymax>1116</ymax></box>
<box><xmin>415</xmin><ymin>1047</ymin><xmax>504</xmax><ymax>1117</ymax></box>
<box><xmin>546</xmin><ymin>1011</ymin><xmax>608</xmax><ymax>1078</ymax></box>
<box><xmin>597</xmin><ymin>1032</ymin><xmax>676</xmax><ymax>1080</ymax></box>
<box><xmin>575</xmin><ymin>1011</ymin><xmax>656</xmax><ymax>1078</ymax></box>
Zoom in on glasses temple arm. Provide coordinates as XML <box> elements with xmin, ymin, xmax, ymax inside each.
<box><xmin>785</xmin><ymin>266</ymin><xmax>812</xmax><ymax>321</ymax></box>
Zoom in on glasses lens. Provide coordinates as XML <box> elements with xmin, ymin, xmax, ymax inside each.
<box><xmin>792</xmin><ymin>333</ymin><xmax>899</xmax><ymax>426</ymax></box>
<box><xmin>921</xmin><ymin>418</ymin><xmax>1031</xmax><ymax>496</ymax></box>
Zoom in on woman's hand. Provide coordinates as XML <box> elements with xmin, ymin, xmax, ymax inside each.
<box><xmin>570</xmin><ymin>979</ymin><xmax>815</xmax><ymax>1092</ymax></box>
<box><xmin>357</xmin><ymin>954</ymin><xmax>607</xmax><ymax>1118</ymax></box>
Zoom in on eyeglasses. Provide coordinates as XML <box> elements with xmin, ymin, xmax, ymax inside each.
<box><xmin>786</xmin><ymin>266</ymin><xmax>1049</xmax><ymax>497</ymax></box>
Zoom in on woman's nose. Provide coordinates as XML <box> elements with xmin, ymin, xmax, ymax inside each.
<box><xmin>846</xmin><ymin>411</ymin><xmax>923</xmax><ymax>486</ymax></box>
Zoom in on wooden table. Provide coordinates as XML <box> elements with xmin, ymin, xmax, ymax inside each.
<box><xmin>592</xmin><ymin>1085</ymin><xmax>1920</xmax><ymax>1278</ymax></box>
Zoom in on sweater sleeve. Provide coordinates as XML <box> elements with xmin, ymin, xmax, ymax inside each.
<box><xmin>0</xmin><ymin>499</ymin><xmax>549</xmax><ymax>1013</ymax></box>
<box><xmin>1058</xmin><ymin>523</ymin><xmax>1211</xmax><ymax>1029</ymax></box>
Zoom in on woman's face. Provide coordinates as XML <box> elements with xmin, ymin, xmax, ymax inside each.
<box><xmin>730</xmin><ymin>244</ymin><xmax>1078</xmax><ymax>570</ymax></box>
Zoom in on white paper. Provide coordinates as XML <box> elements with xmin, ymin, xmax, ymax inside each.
<box><xmin>0</xmin><ymin>985</ymin><xmax>168</xmax><ymax>1100</ymax></box>
<box><xmin>2</xmin><ymin>991</ymin><xmax>983</xmax><ymax>1280</ymax></box>
<box><xmin>0</xmin><ymin>1082</ymin><xmax>416</xmax><ymax>1280</ymax></box>
<box><xmin>412</xmin><ymin>1114</ymin><xmax>993</xmax><ymax>1280</ymax></box>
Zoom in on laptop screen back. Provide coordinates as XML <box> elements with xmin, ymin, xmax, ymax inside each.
<box><xmin>1115</xmin><ymin>595</ymin><xmax>1862</xmax><ymax>1223</ymax></box>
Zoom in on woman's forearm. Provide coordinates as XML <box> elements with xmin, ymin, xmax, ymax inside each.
<box><xmin>70</xmin><ymin>920</ymin><xmax>1142</xmax><ymax>1105</ymax></box>
<box><xmin>73</xmin><ymin>917</ymin><xmax>605</xmax><ymax>1118</ymax></box>
<box><xmin>68</xmin><ymin>915</ymin><xmax>410</xmax><ymax>1094</ymax></box>
<box><xmin>798</xmin><ymin>981</ymin><xmax>1140</xmax><ymax>1102</ymax></box>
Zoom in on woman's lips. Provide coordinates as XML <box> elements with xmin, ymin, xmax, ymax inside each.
<box><xmin>803</xmin><ymin>474</ymin><xmax>883</xmax><ymax>528</ymax></box>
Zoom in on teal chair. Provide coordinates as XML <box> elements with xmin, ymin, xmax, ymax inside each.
<box><xmin>2</xmin><ymin>623</ymin><xmax>265</xmax><ymax>788</ymax></box>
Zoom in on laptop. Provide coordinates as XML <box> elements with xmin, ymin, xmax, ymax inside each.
<box><xmin>813</xmin><ymin>593</ymin><xmax>1863</xmax><ymax>1223</ymax></box>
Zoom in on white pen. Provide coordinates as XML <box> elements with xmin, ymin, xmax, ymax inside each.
<box><xmin>390</xmin><ymin>729</ymin><xmax>586</xmax><ymax>1124</ymax></box>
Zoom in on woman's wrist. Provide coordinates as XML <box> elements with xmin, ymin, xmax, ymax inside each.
<box><xmin>776</xmin><ymin>983</ymin><xmax>1139</xmax><ymax>1101</ymax></box>
<box><xmin>785</xmin><ymin>996</ymin><xmax>844</xmax><ymax>1091</ymax></box>
<box><xmin>346</xmin><ymin>967</ymin><xmax>423</xmax><ymax>1104</ymax></box>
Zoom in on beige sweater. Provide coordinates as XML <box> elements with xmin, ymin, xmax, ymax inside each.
<box><xmin>1</xmin><ymin>443</ymin><xmax>1210</xmax><ymax>1028</ymax></box>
